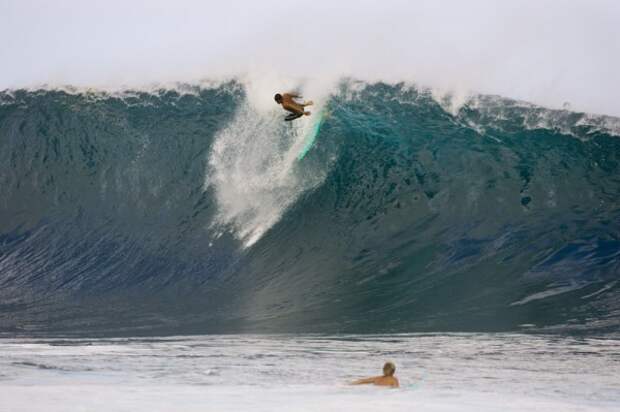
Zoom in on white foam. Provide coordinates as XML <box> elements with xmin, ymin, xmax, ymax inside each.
<box><xmin>3</xmin><ymin>384</ymin><xmax>615</xmax><ymax>412</ymax></box>
<box><xmin>1</xmin><ymin>334</ymin><xmax>618</xmax><ymax>412</ymax></box>
<box><xmin>206</xmin><ymin>93</ymin><xmax>329</xmax><ymax>247</ymax></box>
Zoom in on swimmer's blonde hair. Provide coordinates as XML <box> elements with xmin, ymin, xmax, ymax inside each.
<box><xmin>383</xmin><ymin>361</ymin><xmax>396</xmax><ymax>376</ymax></box>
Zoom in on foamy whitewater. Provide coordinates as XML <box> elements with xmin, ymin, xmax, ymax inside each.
<box><xmin>1</xmin><ymin>334</ymin><xmax>619</xmax><ymax>412</ymax></box>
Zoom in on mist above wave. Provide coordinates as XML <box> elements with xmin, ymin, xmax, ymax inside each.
<box><xmin>1</xmin><ymin>0</ymin><xmax>619</xmax><ymax>116</ymax></box>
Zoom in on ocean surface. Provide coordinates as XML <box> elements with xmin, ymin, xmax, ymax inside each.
<box><xmin>1</xmin><ymin>79</ymin><xmax>619</xmax><ymax>411</ymax></box>
<box><xmin>1</xmin><ymin>333</ymin><xmax>619</xmax><ymax>412</ymax></box>
<box><xmin>1</xmin><ymin>80</ymin><xmax>618</xmax><ymax>335</ymax></box>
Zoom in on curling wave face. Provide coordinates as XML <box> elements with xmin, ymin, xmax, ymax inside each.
<box><xmin>0</xmin><ymin>80</ymin><xmax>618</xmax><ymax>336</ymax></box>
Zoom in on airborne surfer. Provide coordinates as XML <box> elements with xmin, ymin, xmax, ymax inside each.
<box><xmin>351</xmin><ymin>362</ymin><xmax>400</xmax><ymax>388</ymax></box>
<box><xmin>274</xmin><ymin>92</ymin><xmax>313</xmax><ymax>121</ymax></box>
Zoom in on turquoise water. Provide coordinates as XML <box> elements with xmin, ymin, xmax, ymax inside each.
<box><xmin>297</xmin><ymin>107</ymin><xmax>326</xmax><ymax>159</ymax></box>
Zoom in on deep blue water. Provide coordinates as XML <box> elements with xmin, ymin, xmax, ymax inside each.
<box><xmin>0</xmin><ymin>81</ymin><xmax>618</xmax><ymax>336</ymax></box>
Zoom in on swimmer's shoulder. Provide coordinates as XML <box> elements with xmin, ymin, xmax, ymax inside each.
<box><xmin>374</xmin><ymin>376</ymin><xmax>399</xmax><ymax>388</ymax></box>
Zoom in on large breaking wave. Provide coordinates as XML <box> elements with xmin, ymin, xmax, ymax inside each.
<box><xmin>0</xmin><ymin>80</ymin><xmax>618</xmax><ymax>336</ymax></box>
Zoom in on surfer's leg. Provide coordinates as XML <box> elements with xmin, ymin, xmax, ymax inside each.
<box><xmin>303</xmin><ymin>100</ymin><xmax>314</xmax><ymax>107</ymax></box>
<box><xmin>285</xmin><ymin>112</ymin><xmax>303</xmax><ymax>121</ymax></box>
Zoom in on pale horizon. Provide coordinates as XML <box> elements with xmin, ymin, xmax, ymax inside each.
<box><xmin>1</xmin><ymin>0</ymin><xmax>620</xmax><ymax>116</ymax></box>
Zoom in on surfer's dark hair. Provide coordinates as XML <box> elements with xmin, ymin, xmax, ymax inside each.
<box><xmin>274</xmin><ymin>93</ymin><xmax>282</xmax><ymax>103</ymax></box>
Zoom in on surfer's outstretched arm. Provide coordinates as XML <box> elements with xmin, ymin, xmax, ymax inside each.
<box><xmin>351</xmin><ymin>363</ymin><xmax>399</xmax><ymax>387</ymax></box>
<box><xmin>351</xmin><ymin>377</ymin><xmax>378</xmax><ymax>385</ymax></box>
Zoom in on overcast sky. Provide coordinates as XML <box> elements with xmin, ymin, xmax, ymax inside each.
<box><xmin>1</xmin><ymin>0</ymin><xmax>619</xmax><ymax>116</ymax></box>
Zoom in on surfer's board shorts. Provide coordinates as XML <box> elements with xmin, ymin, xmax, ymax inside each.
<box><xmin>285</xmin><ymin>112</ymin><xmax>304</xmax><ymax>122</ymax></box>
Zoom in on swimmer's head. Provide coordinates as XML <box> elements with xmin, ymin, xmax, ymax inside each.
<box><xmin>383</xmin><ymin>362</ymin><xmax>396</xmax><ymax>376</ymax></box>
<box><xmin>274</xmin><ymin>93</ymin><xmax>283</xmax><ymax>104</ymax></box>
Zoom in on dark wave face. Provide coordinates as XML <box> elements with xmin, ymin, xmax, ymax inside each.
<box><xmin>0</xmin><ymin>81</ymin><xmax>618</xmax><ymax>336</ymax></box>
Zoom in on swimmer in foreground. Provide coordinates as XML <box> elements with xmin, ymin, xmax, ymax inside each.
<box><xmin>351</xmin><ymin>362</ymin><xmax>400</xmax><ymax>388</ymax></box>
<box><xmin>274</xmin><ymin>92</ymin><xmax>313</xmax><ymax>121</ymax></box>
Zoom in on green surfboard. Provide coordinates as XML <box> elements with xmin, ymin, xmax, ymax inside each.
<box><xmin>297</xmin><ymin>108</ymin><xmax>326</xmax><ymax>160</ymax></box>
